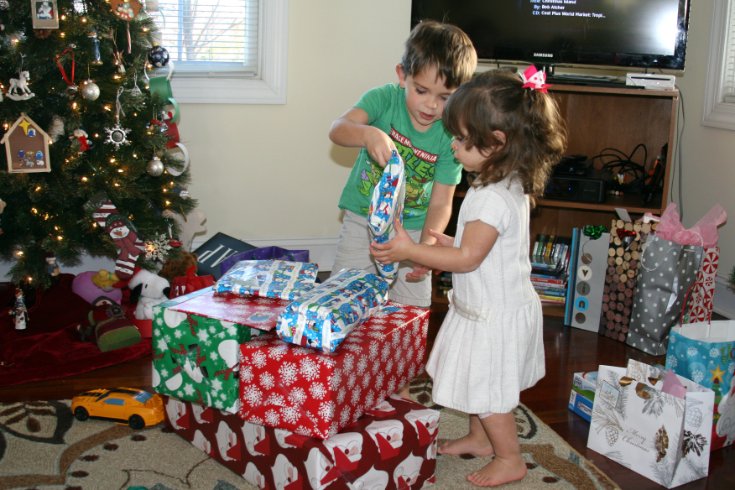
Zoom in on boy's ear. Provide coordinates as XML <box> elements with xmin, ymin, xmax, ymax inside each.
<box><xmin>395</xmin><ymin>64</ymin><xmax>407</xmax><ymax>87</ymax></box>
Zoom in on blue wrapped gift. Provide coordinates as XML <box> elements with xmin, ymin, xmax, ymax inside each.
<box><xmin>276</xmin><ymin>268</ymin><xmax>389</xmax><ymax>352</ymax></box>
<box><xmin>214</xmin><ymin>259</ymin><xmax>318</xmax><ymax>301</ymax></box>
<box><xmin>368</xmin><ymin>150</ymin><xmax>405</xmax><ymax>281</ymax></box>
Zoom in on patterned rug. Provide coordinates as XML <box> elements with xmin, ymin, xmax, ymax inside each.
<box><xmin>0</xmin><ymin>384</ymin><xmax>619</xmax><ymax>489</ymax></box>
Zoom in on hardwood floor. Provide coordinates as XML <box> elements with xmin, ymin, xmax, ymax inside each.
<box><xmin>0</xmin><ymin>314</ymin><xmax>732</xmax><ymax>489</ymax></box>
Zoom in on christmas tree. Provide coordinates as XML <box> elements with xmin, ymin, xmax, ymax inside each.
<box><xmin>0</xmin><ymin>0</ymin><xmax>195</xmax><ymax>289</ymax></box>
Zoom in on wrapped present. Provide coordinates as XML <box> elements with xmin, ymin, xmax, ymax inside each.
<box><xmin>214</xmin><ymin>259</ymin><xmax>319</xmax><ymax>301</ymax></box>
<box><xmin>242</xmin><ymin>303</ymin><xmax>429</xmax><ymax>439</ymax></box>
<box><xmin>164</xmin><ymin>394</ymin><xmax>438</xmax><ymax>489</ymax></box>
<box><xmin>276</xmin><ymin>268</ymin><xmax>389</xmax><ymax>352</ymax></box>
<box><xmin>368</xmin><ymin>150</ymin><xmax>405</xmax><ymax>281</ymax></box>
<box><xmin>152</xmin><ymin>288</ymin><xmax>288</xmax><ymax>413</ymax></box>
<box><xmin>219</xmin><ymin>245</ymin><xmax>310</xmax><ymax>277</ymax></box>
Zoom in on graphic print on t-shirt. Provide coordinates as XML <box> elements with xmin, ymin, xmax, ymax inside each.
<box><xmin>358</xmin><ymin>126</ymin><xmax>437</xmax><ymax>220</ymax></box>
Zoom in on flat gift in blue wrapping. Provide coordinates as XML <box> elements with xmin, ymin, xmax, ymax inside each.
<box><xmin>276</xmin><ymin>268</ymin><xmax>389</xmax><ymax>352</ymax></box>
<box><xmin>368</xmin><ymin>151</ymin><xmax>406</xmax><ymax>280</ymax></box>
<box><xmin>214</xmin><ymin>259</ymin><xmax>318</xmax><ymax>301</ymax></box>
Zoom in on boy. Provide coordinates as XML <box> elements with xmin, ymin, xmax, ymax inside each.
<box><xmin>329</xmin><ymin>20</ymin><xmax>477</xmax><ymax>307</ymax></box>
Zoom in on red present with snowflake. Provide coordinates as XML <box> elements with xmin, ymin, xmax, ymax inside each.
<box><xmin>239</xmin><ymin>303</ymin><xmax>429</xmax><ymax>439</ymax></box>
<box><xmin>683</xmin><ymin>246</ymin><xmax>719</xmax><ymax>324</ymax></box>
<box><xmin>164</xmin><ymin>394</ymin><xmax>438</xmax><ymax>489</ymax></box>
<box><xmin>152</xmin><ymin>288</ymin><xmax>289</xmax><ymax>413</ymax></box>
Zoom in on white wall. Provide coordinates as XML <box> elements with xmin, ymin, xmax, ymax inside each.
<box><xmin>181</xmin><ymin>1</ymin><xmax>411</xmax><ymax>261</ymax></box>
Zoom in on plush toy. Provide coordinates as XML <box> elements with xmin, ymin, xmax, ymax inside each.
<box><xmin>77</xmin><ymin>297</ymin><xmax>141</xmax><ymax>352</ymax></box>
<box><xmin>158</xmin><ymin>249</ymin><xmax>198</xmax><ymax>283</ymax></box>
<box><xmin>72</xmin><ymin>270</ymin><xmax>123</xmax><ymax>305</ymax></box>
<box><xmin>128</xmin><ymin>269</ymin><xmax>170</xmax><ymax>320</ymax></box>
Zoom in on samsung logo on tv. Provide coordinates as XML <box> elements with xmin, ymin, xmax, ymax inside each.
<box><xmin>534</xmin><ymin>52</ymin><xmax>554</xmax><ymax>58</ymax></box>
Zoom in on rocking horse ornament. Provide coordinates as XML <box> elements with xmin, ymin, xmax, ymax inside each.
<box><xmin>6</xmin><ymin>70</ymin><xmax>35</xmax><ymax>101</ymax></box>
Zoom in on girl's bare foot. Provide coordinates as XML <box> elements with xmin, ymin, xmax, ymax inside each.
<box><xmin>437</xmin><ymin>434</ymin><xmax>494</xmax><ymax>458</ymax></box>
<box><xmin>466</xmin><ymin>456</ymin><xmax>527</xmax><ymax>487</ymax></box>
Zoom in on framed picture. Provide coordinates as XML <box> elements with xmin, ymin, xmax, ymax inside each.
<box><xmin>31</xmin><ymin>0</ymin><xmax>60</xmax><ymax>29</ymax></box>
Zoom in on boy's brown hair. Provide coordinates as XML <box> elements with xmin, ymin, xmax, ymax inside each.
<box><xmin>400</xmin><ymin>20</ymin><xmax>477</xmax><ymax>89</ymax></box>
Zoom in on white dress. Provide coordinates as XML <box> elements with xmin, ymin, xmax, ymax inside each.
<box><xmin>426</xmin><ymin>177</ymin><xmax>545</xmax><ymax>414</ymax></box>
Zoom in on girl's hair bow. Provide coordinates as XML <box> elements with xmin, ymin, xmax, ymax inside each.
<box><xmin>520</xmin><ymin>65</ymin><xmax>551</xmax><ymax>93</ymax></box>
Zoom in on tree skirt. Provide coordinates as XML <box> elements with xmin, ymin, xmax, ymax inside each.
<box><xmin>0</xmin><ymin>396</ymin><xmax>620</xmax><ymax>489</ymax></box>
<box><xmin>0</xmin><ymin>275</ymin><xmax>150</xmax><ymax>387</ymax></box>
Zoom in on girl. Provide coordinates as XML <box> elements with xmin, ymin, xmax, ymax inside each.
<box><xmin>370</xmin><ymin>67</ymin><xmax>566</xmax><ymax>487</ymax></box>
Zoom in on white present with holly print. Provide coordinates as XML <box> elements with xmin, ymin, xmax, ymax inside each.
<box><xmin>239</xmin><ymin>302</ymin><xmax>429</xmax><ymax>439</ymax></box>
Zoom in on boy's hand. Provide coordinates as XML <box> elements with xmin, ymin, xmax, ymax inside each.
<box><xmin>370</xmin><ymin>219</ymin><xmax>414</xmax><ymax>263</ymax></box>
<box><xmin>405</xmin><ymin>264</ymin><xmax>430</xmax><ymax>282</ymax></box>
<box><xmin>365</xmin><ymin>127</ymin><xmax>397</xmax><ymax>168</ymax></box>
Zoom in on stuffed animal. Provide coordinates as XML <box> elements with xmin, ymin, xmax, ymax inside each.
<box><xmin>158</xmin><ymin>250</ymin><xmax>198</xmax><ymax>283</ymax></box>
<box><xmin>128</xmin><ymin>269</ymin><xmax>170</xmax><ymax>320</ymax></box>
<box><xmin>77</xmin><ymin>297</ymin><xmax>141</xmax><ymax>352</ymax></box>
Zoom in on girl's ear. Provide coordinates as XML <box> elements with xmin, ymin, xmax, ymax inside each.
<box><xmin>480</xmin><ymin>130</ymin><xmax>507</xmax><ymax>158</ymax></box>
<box><xmin>396</xmin><ymin>64</ymin><xmax>407</xmax><ymax>88</ymax></box>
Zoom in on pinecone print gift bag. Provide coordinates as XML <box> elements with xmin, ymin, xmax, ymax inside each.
<box><xmin>587</xmin><ymin>359</ymin><xmax>714</xmax><ymax>488</ymax></box>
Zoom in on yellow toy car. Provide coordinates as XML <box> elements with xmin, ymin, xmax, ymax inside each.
<box><xmin>71</xmin><ymin>387</ymin><xmax>164</xmax><ymax>430</ymax></box>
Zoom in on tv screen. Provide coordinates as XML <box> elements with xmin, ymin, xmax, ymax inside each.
<box><xmin>411</xmin><ymin>0</ymin><xmax>690</xmax><ymax>71</ymax></box>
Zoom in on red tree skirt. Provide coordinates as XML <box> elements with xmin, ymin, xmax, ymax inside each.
<box><xmin>0</xmin><ymin>274</ymin><xmax>151</xmax><ymax>387</ymax></box>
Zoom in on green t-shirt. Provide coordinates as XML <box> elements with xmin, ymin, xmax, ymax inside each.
<box><xmin>337</xmin><ymin>83</ymin><xmax>462</xmax><ymax>230</ymax></box>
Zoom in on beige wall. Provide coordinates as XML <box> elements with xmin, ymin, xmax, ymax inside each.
<box><xmin>180</xmin><ymin>1</ymin><xmax>733</xmax><ymax>288</ymax></box>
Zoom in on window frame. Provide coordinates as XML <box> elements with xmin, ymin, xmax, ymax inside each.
<box><xmin>702</xmin><ymin>0</ymin><xmax>735</xmax><ymax>130</ymax></box>
<box><xmin>165</xmin><ymin>0</ymin><xmax>288</xmax><ymax>105</ymax></box>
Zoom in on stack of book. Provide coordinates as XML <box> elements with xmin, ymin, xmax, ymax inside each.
<box><xmin>530</xmin><ymin>234</ymin><xmax>572</xmax><ymax>305</ymax></box>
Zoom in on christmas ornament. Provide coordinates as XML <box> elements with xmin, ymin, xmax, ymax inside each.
<box><xmin>88</xmin><ymin>31</ymin><xmax>103</xmax><ymax>65</ymax></box>
<box><xmin>147</xmin><ymin>155</ymin><xmax>164</xmax><ymax>176</ymax></box>
<box><xmin>70</xmin><ymin>128</ymin><xmax>92</xmax><ymax>153</ymax></box>
<box><xmin>110</xmin><ymin>0</ymin><xmax>142</xmax><ymax>21</ymax></box>
<box><xmin>145</xmin><ymin>0</ymin><xmax>159</xmax><ymax>11</ymax></box>
<box><xmin>0</xmin><ymin>0</ymin><xmax>9</xmax><ymax>10</ymax></box>
<box><xmin>11</xmin><ymin>287</ymin><xmax>29</xmax><ymax>330</ymax></box>
<box><xmin>32</xmin><ymin>0</ymin><xmax>59</xmax><ymax>29</ymax></box>
<box><xmin>6</xmin><ymin>70</ymin><xmax>34</xmax><ymax>101</ymax></box>
<box><xmin>0</xmin><ymin>197</ymin><xmax>5</xmax><ymax>236</ymax></box>
<box><xmin>81</xmin><ymin>79</ymin><xmax>100</xmax><ymax>100</ymax></box>
<box><xmin>164</xmin><ymin>143</ymin><xmax>190</xmax><ymax>176</ymax></box>
<box><xmin>47</xmin><ymin>115</ymin><xmax>65</xmax><ymax>142</ymax></box>
<box><xmin>87</xmin><ymin>193</ymin><xmax>146</xmax><ymax>279</ymax></box>
<box><xmin>1</xmin><ymin>113</ymin><xmax>52</xmax><ymax>173</ymax></box>
<box><xmin>147</xmin><ymin>45</ymin><xmax>169</xmax><ymax>67</ymax></box>
<box><xmin>105</xmin><ymin>88</ymin><xmax>131</xmax><ymax>149</ymax></box>
<box><xmin>55</xmin><ymin>47</ymin><xmax>78</xmax><ymax>96</ymax></box>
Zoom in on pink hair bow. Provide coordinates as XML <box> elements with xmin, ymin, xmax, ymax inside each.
<box><xmin>520</xmin><ymin>66</ymin><xmax>550</xmax><ymax>93</ymax></box>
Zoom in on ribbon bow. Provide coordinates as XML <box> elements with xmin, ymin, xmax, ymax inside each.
<box><xmin>520</xmin><ymin>65</ymin><xmax>550</xmax><ymax>93</ymax></box>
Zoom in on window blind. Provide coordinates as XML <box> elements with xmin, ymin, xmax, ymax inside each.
<box><xmin>153</xmin><ymin>0</ymin><xmax>259</xmax><ymax>77</ymax></box>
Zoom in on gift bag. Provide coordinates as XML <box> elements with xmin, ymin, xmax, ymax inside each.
<box><xmin>683</xmin><ymin>247</ymin><xmax>719</xmax><ymax>324</ymax></box>
<box><xmin>219</xmin><ymin>245</ymin><xmax>310</xmax><ymax>277</ymax></box>
<box><xmin>625</xmin><ymin>234</ymin><xmax>703</xmax><ymax>355</ymax></box>
<box><xmin>665</xmin><ymin>320</ymin><xmax>735</xmax><ymax>450</ymax></box>
<box><xmin>588</xmin><ymin>359</ymin><xmax>714</xmax><ymax>488</ymax></box>
<box><xmin>599</xmin><ymin>218</ymin><xmax>656</xmax><ymax>342</ymax></box>
<box><xmin>368</xmin><ymin>150</ymin><xmax>405</xmax><ymax>281</ymax></box>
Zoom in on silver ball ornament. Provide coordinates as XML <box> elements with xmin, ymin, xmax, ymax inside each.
<box><xmin>81</xmin><ymin>80</ymin><xmax>100</xmax><ymax>101</ymax></box>
<box><xmin>147</xmin><ymin>156</ymin><xmax>164</xmax><ymax>176</ymax></box>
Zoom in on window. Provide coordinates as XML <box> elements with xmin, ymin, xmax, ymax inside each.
<box><xmin>703</xmin><ymin>0</ymin><xmax>735</xmax><ymax>130</ymax></box>
<box><xmin>150</xmin><ymin>0</ymin><xmax>288</xmax><ymax>104</ymax></box>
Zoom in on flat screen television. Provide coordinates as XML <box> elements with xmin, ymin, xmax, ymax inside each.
<box><xmin>411</xmin><ymin>0</ymin><xmax>691</xmax><ymax>72</ymax></box>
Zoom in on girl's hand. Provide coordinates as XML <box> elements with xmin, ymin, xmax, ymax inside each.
<box><xmin>370</xmin><ymin>219</ymin><xmax>414</xmax><ymax>263</ymax></box>
<box><xmin>406</xmin><ymin>264</ymin><xmax>430</xmax><ymax>282</ymax></box>
<box><xmin>428</xmin><ymin>228</ymin><xmax>454</xmax><ymax>247</ymax></box>
<box><xmin>365</xmin><ymin>128</ymin><xmax>396</xmax><ymax>168</ymax></box>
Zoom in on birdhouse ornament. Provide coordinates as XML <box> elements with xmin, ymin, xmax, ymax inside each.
<box><xmin>1</xmin><ymin>113</ymin><xmax>52</xmax><ymax>173</ymax></box>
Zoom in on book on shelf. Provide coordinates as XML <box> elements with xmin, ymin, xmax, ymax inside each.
<box><xmin>563</xmin><ymin>227</ymin><xmax>581</xmax><ymax>325</ymax></box>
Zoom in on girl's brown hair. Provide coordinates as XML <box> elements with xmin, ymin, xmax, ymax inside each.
<box><xmin>443</xmin><ymin>69</ymin><xmax>567</xmax><ymax>206</ymax></box>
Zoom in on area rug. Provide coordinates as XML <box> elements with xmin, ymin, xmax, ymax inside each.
<box><xmin>0</xmin><ymin>396</ymin><xmax>619</xmax><ymax>489</ymax></box>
